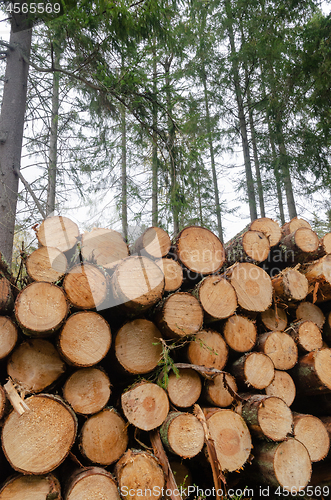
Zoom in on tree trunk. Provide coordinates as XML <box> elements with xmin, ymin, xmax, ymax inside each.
<box><xmin>46</xmin><ymin>49</ymin><xmax>60</xmax><ymax>216</ymax></box>
<box><xmin>192</xmin><ymin>275</ymin><xmax>237</xmax><ymax>322</ymax></box>
<box><xmin>0</xmin><ymin>20</ymin><xmax>32</xmax><ymax>264</ymax></box>
<box><xmin>265</xmin><ymin>369</ymin><xmax>296</xmax><ymax>407</ymax></box>
<box><xmin>0</xmin><ymin>277</ymin><xmax>14</xmax><ymax>314</ymax></box>
<box><xmin>165</xmin><ymin>367</ymin><xmax>202</xmax><ymax>408</ymax></box>
<box><xmin>79</xmin><ymin>407</ymin><xmax>128</xmax><ymax>465</ymax></box>
<box><xmin>187</xmin><ymin>329</ymin><xmax>228</xmax><ymax>370</ymax></box>
<box><xmin>301</xmin><ymin>254</ymin><xmax>331</xmax><ymax>303</ymax></box>
<box><xmin>223</xmin><ymin>314</ymin><xmax>257</xmax><ymax>353</ymax></box>
<box><xmin>280</xmin><ymin>228</ymin><xmax>319</xmax><ymax>263</ymax></box>
<box><xmin>160</xmin><ymin>411</ymin><xmax>204</xmax><ymax>458</ymax></box>
<box><xmin>120</xmin><ymin>104</ymin><xmax>128</xmax><ymax>242</ymax></box>
<box><xmin>152</xmin><ymin>45</ymin><xmax>158</xmax><ymax>226</ymax></box>
<box><xmin>2</xmin><ymin>394</ymin><xmax>77</xmax><ymax>474</ymax></box>
<box><xmin>154</xmin><ymin>292</ymin><xmax>203</xmax><ymax>339</ymax></box>
<box><xmin>225</xmin><ymin>230</ymin><xmax>270</xmax><ymax>266</ymax></box>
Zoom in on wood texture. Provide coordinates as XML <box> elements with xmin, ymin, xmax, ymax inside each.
<box><xmin>81</xmin><ymin>227</ymin><xmax>129</xmax><ymax>270</ymax></box>
<box><xmin>63</xmin><ymin>263</ymin><xmax>108</xmax><ymax>310</ymax></box>
<box><xmin>187</xmin><ymin>329</ymin><xmax>228</xmax><ymax>370</ymax></box>
<box><xmin>192</xmin><ymin>275</ymin><xmax>237</xmax><ymax>322</ymax></box>
<box><xmin>37</xmin><ymin>215</ymin><xmax>79</xmax><ymax>252</ymax></box>
<box><xmin>0</xmin><ymin>474</ymin><xmax>61</xmax><ymax>500</ymax></box>
<box><xmin>293</xmin><ymin>412</ymin><xmax>330</xmax><ymax>462</ymax></box>
<box><xmin>166</xmin><ymin>368</ymin><xmax>202</xmax><ymax>408</ymax></box>
<box><xmin>272</xmin><ymin>268</ymin><xmax>308</xmax><ymax>303</ymax></box>
<box><xmin>223</xmin><ymin>314</ymin><xmax>257</xmax><ymax>353</ymax></box>
<box><xmin>257</xmin><ymin>330</ymin><xmax>298</xmax><ymax>370</ymax></box>
<box><xmin>287</xmin><ymin>320</ymin><xmax>323</xmax><ymax>353</ymax></box>
<box><xmin>260</xmin><ymin>306</ymin><xmax>288</xmax><ymax>331</ymax></box>
<box><xmin>160</xmin><ymin>411</ymin><xmax>204</xmax><ymax>458</ymax></box>
<box><xmin>64</xmin><ymin>467</ymin><xmax>120</xmax><ymax>500</ymax></box>
<box><xmin>154</xmin><ymin>292</ymin><xmax>203</xmax><ymax>339</ymax></box>
<box><xmin>26</xmin><ymin>246</ymin><xmax>67</xmax><ymax>282</ymax></box>
<box><xmin>155</xmin><ymin>258</ymin><xmax>183</xmax><ymax>292</ymax></box>
<box><xmin>133</xmin><ymin>227</ymin><xmax>171</xmax><ymax>259</ymax></box>
<box><xmin>264</xmin><ymin>370</ymin><xmax>296</xmax><ymax>407</ymax></box>
<box><xmin>204</xmin><ymin>372</ymin><xmax>237</xmax><ymax>408</ymax></box>
<box><xmin>0</xmin><ymin>316</ymin><xmax>18</xmax><ymax>360</ymax></box>
<box><xmin>231</xmin><ymin>352</ymin><xmax>275</xmax><ymax>390</ymax></box>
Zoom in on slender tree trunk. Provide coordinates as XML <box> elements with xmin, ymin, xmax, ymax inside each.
<box><xmin>46</xmin><ymin>49</ymin><xmax>61</xmax><ymax>217</ymax></box>
<box><xmin>224</xmin><ymin>0</ymin><xmax>257</xmax><ymax>221</ymax></box>
<box><xmin>0</xmin><ymin>22</ymin><xmax>32</xmax><ymax>263</ymax></box>
<box><xmin>152</xmin><ymin>47</ymin><xmax>158</xmax><ymax>226</ymax></box>
<box><xmin>202</xmin><ymin>70</ymin><xmax>223</xmax><ymax>241</ymax></box>
<box><xmin>121</xmin><ymin>105</ymin><xmax>128</xmax><ymax>242</ymax></box>
<box><xmin>276</xmin><ymin>123</ymin><xmax>297</xmax><ymax>220</ymax></box>
<box><xmin>196</xmin><ymin>168</ymin><xmax>204</xmax><ymax>226</ymax></box>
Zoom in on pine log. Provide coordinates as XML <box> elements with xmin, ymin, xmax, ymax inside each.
<box><xmin>115</xmin><ymin>450</ymin><xmax>165</xmax><ymax>500</ymax></box>
<box><xmin>79</xmin><ymin>407</ymin><xmax>128</xmax><ymax>465</ymax></box>
<box><xmin>121</xmin><ymin>381</ymin><xmax>169</xmax><ymax>431</ymax></box>
<box><xmin>0</xmin><ymin>277</ymin><xmax>14</xmax><ymax>315</ymax></box>
<box><xmin>132</xmin><ymin>227</ymin><xmax>171</xmax><ymax>259</ymax></box>
<box><xmin>187</xmin><ymin>329</ymin><xmax>228</xmax><ymax>370</ymax></box>
<box><xmin>241</xmin><ymin>394</ymin><xmax>293</xmax><ymax>441</ymax></box>
<box><xmin>225</xmin><ymin>230</ymin><xmax>270</xmax><ymax>266</ymax></box>
<box><xmin>37</xmin><ymin>215</ymin><xmax>79</xmax><ymax>252</ymax></box>
<box><xmin>155</xmin><ymin>258</ymin><xmax>183</xmax><ymax>292</ymax></box>
<box><xmin>154</xmin><ymin>292</ymin><xmax>203</xmax><ymax>339</ymax></box>
<box><xmin>301</xmin><ymin>254</ymin><xmax>331</xmax><ymax>303</ymax></box>
<box><xmin>64</xmin><ymin>467</ymin><xmax>120</xmax><ymax>500</ymax></box>
<box><xmin>63</xmin><ymin>367</ymin><xmax>111</xmax><ymax>415</ymax></box>
<box><xmin>224</xmin><ymin>262</ymin><xmax>273</xmax><ymax>312</ymax></box>
<box><xmin>292</xmin><ymin>412</ymin><xmax>330</xmax><ymax>462</ymax></box>
<box><xmin>204</xmin><ymin>372</ymin><xmax>237</xmax><ymax>408</ymax></box>
<box><xmin>7</xmin><ymin>338</ymin><xmax>66</xmax><ymax>393</ymax></box>
<box><xmin>160</xmin><ymin>411</ymin><xmax>204</xmax><ymax>458</ymax></box>
<box><xmin>296</xmin><ymin>301</ymin><xmax>325</xmax><ymax>329</ymax></box>
<box><xmin>26</xmin><ymin>246</ymin><xmax>67</xmax><ymax>283</ymax></box>
<box><xmin>291</xmin><ymin>348</ymin><xmax>331</xmax><ymax>395</ymax></box>
<box><xmin>175</xmin><ymin>226</ymin><xmax>225</xmax><ymax>275</ymax></box>
<box><xmin>206</xmin><ymin>409</ymin><xmax>252</xmax><ymax>472</ymax></box>
<box><xmin>287</xmin><ymin>320</ymin><xmax>323</xmax><ymax>353</ymax></box>
<box><xmin>280</xmin><ymin>228</ymin><xmax>319</xmax><ymax>263</ymax></box>
<box><xmin>0</xmin><ymin>473</ymin><xmax>61</xmax><ymax>500</ymax></box>
<box><xmin>110</xmin><ymin>256</ymin><xmax>164</xmax><ymax>313</ymax></box>
<box><xmin>264</xmin><ymin>370</ymin><xmax>296</xmax><ymax>407</ymax></box>
<box><xmin>15</xmin><ymin>281</ymin><xmax>69</xmax><ymax>337</ymax></box>
<box><xmin>316</xmin><ymin>232</ymin><xmax>331</xmax><ymax>257</ymax></box>
<box><xmin>230</xmin><ymin>352</ymin><xmax>275</xmax><ymax>390</ymax></box>
<box><xmin>249</xmin><ymin>217</ymin><xmax>282</xmax><ymax>247</ymax></box>
<box><xmin>58</xmin><ymin>311</ymin><xmax>111</xmax><ymax>367</ymax></box>
<box><xmin>81</xmin><ymin>227</ymin><xmax>129</xmax><ymax>270</ymax></box>
<box><xmin>223</xmin><ymin>315</ymin><xmax>257</xmax><ymax>353</ymax></box>
<box><xmin>0</xmin><ymin>316</ymin><xmax>18</xmax><ymax>360</ymax></box>
<box><xmin>260</xmin><ymin>306</ymin><xmax>288</xmax><ymax>331</ymax></box>
<box><xmin>253</xmin><ymin>438</ymin><xmax>311</xmax><ymax>490</ymax></box>
<box><xmin>1</xmin><ymin>394</ymin><xmax>77</xmax><ymax>474</ymax></box>
<box><xmin>192</xmin><ymin>275</ymin><xmax>237</xmax><ymax>322</ymax></box>
<box><xmin>166</xmin><ymin>368</ymin><xmax>202</xmax><ymax>408</ymax></box>
<box><xmin>256</xmin><ymin>330</ymin><xmax>298</xmax><ymax>370</ymax></box>
<box><xmin>282</xmin><ymin>217</ymin><xmax>312</xmax><ymax>236</ymax></box>
<box><xmin>114</xmin><ymin>319</ymin><xmax>162</xmax><ymax>374</ymax></box>
<box><xmin>272</xmin><ymin>268</ymin><xmax>308</xmax><ymax>303</ymax></box>
<box><xmin>63</xmin><ymin>263</ymin><xmax>108</xmax><ymax>310</ymax></box>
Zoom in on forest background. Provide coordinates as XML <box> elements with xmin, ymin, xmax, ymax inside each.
<box><xmin>0</xmin><ymin>0</ymin><xmax>330</xmax><ymax>268</ymax></box>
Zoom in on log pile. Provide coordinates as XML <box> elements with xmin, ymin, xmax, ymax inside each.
<box><xmin>1</xmin><ymin>215</ymin><xmax>331</xmax><ymax>498</ymax></box>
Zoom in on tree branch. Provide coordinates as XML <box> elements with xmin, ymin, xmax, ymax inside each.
<box><xmin>13</xmin><ymin>166</ymin><xmax>46</xmax><ymax>219</ymax></box>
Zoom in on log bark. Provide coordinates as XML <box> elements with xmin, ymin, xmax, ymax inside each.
<box><xmin>115</xmin><ymin>450</ymin><xmax>165</xmax><ymax>500</ymax></box>
<box><xmin>296</xmin><ymin>301</ymin><xmax>325</xmax><ymax>330</ymax></box>
<box><xmin>225</xmin><ymin>230</ymin><xmax>270</xmax><ymax>266</ymax></box>
<box><xmin>0</xmin><ymin>473</ymin><xmax>61</xmax><ymax>500</ymax></box>
<box><xmin>154</xmin><ymin>292</ymin><xmax>203</xmax><ymax>339</ymax></box>
<box><xmin>241</xmin><ymin>394</ymin><xmax>293</xmax><ymax>441</ymax></box>
<box><xmin>272</xmin><ymin>268</ymin><xmax>308</xmax><ymax>303</ymax></box>
<box><xmin>291</xmin><ymin>348</ymin><xmax>331</xmax><ymax>395</ymax></box>
<box><xmin>110</xmin><ymin>256</ymin><xmax>164</xmax><ymax>313</ymax></box>
<box><xmin>63</xmin><ymin>263</ymin><xmax>108</xmax><ymax>310</ymax></box>
<box><xmin>37</xmin><ymin>216</ymin><xmax>79</xmax><ymax>253</ymax></box>
<box><xmin>121</xmin><ymin>381</ymin><xmax>169</xmax><ymax>431</ymax></box>
<box><xmin>63</xmin><ymin>367</ymin><xmax>111</xmax><ymax>415</ymax></box>
<box><xmin>264</xmin><ymin>370</ymin><xmax>296</xmax><ymax>407</ymax></box>
<box><xmin>160</xmin><ymin>411</ymin><xmax>204</xmax><ymax>458</ymax></box>
<box><xmin>204</xmin><ymin>372</ymin><xmax>237</xmax><ymax>408</ymax></box>
<box><xmin>7</xmin><ymin>338</ymin><xmax>66</xmax><ymax>393</ymax></box>
<box><xmin>187</xmin><ymin>329</ymin><xmax>228</xmax><ymax>370</ymax></box>
<box><xmin>0</xmin><ymin>278</ymin><xmax>14</xmax><ymax>315</ymax></box>
<box><xmin>224</xmin><ymin>263</ymin><xmax>273</xmax><ymax>312</ymax></box>
<box><xmin>260</xmin><ymin>306</ymin><xmax>288</xmax><ymax>331</ymax></box>
<box><xmin>79</xmin><ymin>407</ymin><xmax>128</xmax><ymax>465</ymax></box>
<box><xmin>1</xmin><ymin>394</ymin><xmax>77</xmax><ymax>474</ymax></box>
<box><xmin>257</xmin><ymin>330</ymin><xmax>298</xmax><ymax>370</ymax></box>
<box><xmin>165</xmin><ymin>368</ymin><xmax>202</xmax><ymax>408</ymax></box>
<box><xmin>230</xmin><ymin>352</ymin><xmax>275</xmax><ymax>390</ymax></box>
<box><xmin>114</xmin><ymin>319</ymin><xmax>162</xmax><ymax>374</ymax></box>
<box><xmin>253</xmin><ymin>438</ymin><xmax>311</xmax><ymax>490</ymax></box>
<box><xmin>58</xmin><ymin>311</ymin><xmax>111</xmax><ymax>367</ymax></box>
<box><xmin>280</xmin><ymin>228</ymin><xmax>319</xmax><ymax>263</ymax></box>
<box><xmin>249</xmin><ymin>217</ymin><xmax>281</xmax><ymax>247</ymax></box>
<box><xmin>26</xmin><ymin>247</ymin><xmax>67</xmax><ymax>283</ymax></box>
<box><xmin>64</xmin><ymin>467</ymin><xmax>120</xmax><ymax>500</ymax></box>
<box><xmin>0</xmin><ymin>316</ymin><xmax>18</xmax><ymax>360</ymax></box>
<box><xmin>132</xmin><ymin>227</ymin><xmax>171</xmax><ymax>259</ymax></box>
<box><xmin>81</xmin><ymin>227</ymin><xmax>129</xmax><ymax>270</ymax></box>
<box><xmin>206</xmin><ymin>408</ymin><xmax>252</xmax><ymax>472</ymax></box>
<box><xmin>0</xmin><ymin>385</ymin><xmax>6</xmax><ymax>420</ymax></box>
<box><xmin>282</xmin><ymin>217</ymin><xmax>311</xmax><ymax>236</ymax></box>
<box><xmin>292</xmin><ymin>412</ymin><xmax>330</xmax><ymax>462</ymax></box>
<box><xmin>223</xmin><ymin>315</ymin><xmax>257</xmax><ymax>353</ymax></box>
<box><xmin>155</xmin><ymin>258</ymin><xmax>183</xmax><ymax>292</ymax></box>
<box><xmin>15</xmin><ymin>282</ymin><xmax>69</xmax><ymax>337</ymax></box>
<box><xmin>192</xmin><ymin>275</ymin><xmax>237</xmax><ymax>322</ymax></box>
<box><xmin>287</xmin><ymin>320</ymin><xmax>323</xmax><ymax>353</ymax></box>
<box><xmin>175</xmin><ymin>226</ymin><xmax>225</xmax><ymax>275</ymax></box>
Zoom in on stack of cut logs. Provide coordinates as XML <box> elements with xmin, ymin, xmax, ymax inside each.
<box><xmin>1</xmin><ymin>215</ymin><xmax>331</xmax><ymax>499</ymax></box>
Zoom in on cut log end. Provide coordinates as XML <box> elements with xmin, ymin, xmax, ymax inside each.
<box><xmin>272</xmin><ymin>268</ymin><xmax>308</xmax><ymax>302</ymax></box>
<box><xmin>296</xmin><ymin>302</ymin><xmax>325</xmax><ymax>330</ymax></box>
<box><xmin>65</xmin><ymin>467</ymin><xmax>120</xmax><ymax>500</ymax></box>
<box><xmin>232</xmin><ymin>352</ymin><xmax>275</xmax><ymax>390</ymax></box>
<box><xmin>223</xmin><ymin>315</ymin><xmax>257</xmax><ymax>353</ymax></box>
<box><xmin>265</xmin><ymin>370</ymin><xmax>296</xmax><ymax>407</ymax></box>
<box><xmin>289</xmin><ymin>320</ymin><xmax>323</xmax><ymax>353</ymax></box>
<box><xmin>258</xmin><ymin>331</ymin><xmax>298</xmax><ymax>370</ymax></box>
<box><xmin>166</xmin><ymin>368</ymin><xmax>202</xmax><ymax>408</ymax></box>
<box><xmin>155</xmin><ymin>292</ymin><xmax>203</xmax><ymax>338</ymax></box>
<box><xmin>250</xmin><ymin>217</ymin><xmax>281</xmax><ymax>247</ymax></box>
<box><xmin>81</xmin><ymin>227</ymin><xmax>129</xmax><ymax>270</ymax></box>
<box><xmin>63</xmin><ymin>263</ymin><xmax>108</xmax><ymax>310</ymax></box>
<box><xmin>26</xmin><ymin>246</ymin><xmax>67</xmax><ymax>283</ymax></box>
<box><xmin>0</xmin><ymin>316</ymin><xmax>18</xmax><ymax>360</ymax></box>
<box><xmin>187</xmin><ymin>329</ymin><xmax>228</xmax><ymax>370</ymax></box>
<box><xmin>196</xmin><ymin>276</ymin><xmax>237</xmax><ymax>321</ymax></box>
<box><xmin>204</xmin><ymin>372</ymin><xmax>237</xmax><ymax>408</ymax></box>
<box><xmin>242</xmin><ymin>230</ymin><xmax>270</xmax><ymax>262</ymax></box>
<box><xmin>227</xmin><ymin>263</ymin><xmax>273</xmax><ymax>312</ymax></box>
<box><xmin>293</xmin><ymin>413</ymin><xmax>330</xmax><ymax>462</ymax></box>
<box><xmin>155</xmin><ymin>258</ymin><xmax>183</xmax><ymax>292</ymax></box>
<box><xmin>260</xmin><ymin>306</ymin><xmax>288</xmax><ymax>331</ymax></box>
<box><xmin>134</xmin><ymin>227</ymin><xmax>171</xmax><ymax>259</ymax></box>
<box><xmin>160</xmin><ymin>412</ymin><xmax>204</xmax><ymax>458</ymax></box>
<box><xmin>282</xmin><ymin>217</ymin><xmax>312</xmax><ymax>236</ymax></box>
<box><xmin>37</xmin><ymin>215</ymin><xmax>79</xmax><ymax>252</ymax></box>
<box><xmin>0</xmin><ymin>473</ymin><xmax>61</xmax><ymax>500</ymax></box>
